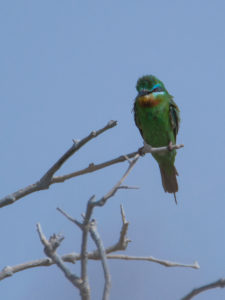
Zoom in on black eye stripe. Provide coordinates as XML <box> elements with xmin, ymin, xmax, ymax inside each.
<box><xmin>151</xmin><ymin>87</ymin><xmax>164</xmax><ymax>93</ymax></box>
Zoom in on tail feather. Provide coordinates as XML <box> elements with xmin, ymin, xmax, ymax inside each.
<box><xmin>159</xmin><ymin>164</ymin><xmax>178</xmax><ymax>204</ymax></box>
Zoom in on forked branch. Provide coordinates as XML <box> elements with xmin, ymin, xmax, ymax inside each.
<box><xmin>0</xmin><ymin>121</ymin><xmax>117</xmax><ymax>208</ymax></box>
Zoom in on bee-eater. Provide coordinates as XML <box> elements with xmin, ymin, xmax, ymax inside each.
<box><xmin>133</xmin><ymin>75</ymin><xmax>180</xmax><ymax>203</ymax></box>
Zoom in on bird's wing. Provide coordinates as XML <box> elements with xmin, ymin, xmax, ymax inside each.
<box><xmin>169</xmin><ymin>97</ymin><xmax>180</xmax><ymax>141</ymax></box>
<box><xmin>133</xmin><ymin>99</ymin><xmax>144</xmax><ymax>138</ymax></box>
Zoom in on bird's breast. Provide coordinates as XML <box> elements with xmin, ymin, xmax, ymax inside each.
<box><xmin>138</xmin><ymin>94</ymin><xmax>162</xmax><ymax>108</ymax></box>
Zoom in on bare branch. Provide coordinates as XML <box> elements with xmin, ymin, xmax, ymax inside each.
<box><xmin>80</xmin><ymin>222</ymin><xmax>89</xmax><ymax>290</ymax></box>
<box><xmin>79</xmin><ymin>196</ymin><xmax>96</xmax><ymax>292</ymax></box>
<box><xmin>93</xmin><ymin>155</ymin><xmax>139</xmax><ymax>208</ymax></box>
<box><xmin>57</xmin><ymin>163</ymin><xmax>139</xmax><ymax>300</ymax></box>
<box><xmin>36</xmin><ymin>223</ymin><xmax>90</xmax><ymax>299</ymax></box>
<box><xmin>142</xmin><ymin>141</ymin><xmax>184</xmax><ymax>155</ymax></box>
<box><xmin>52</xmin><ymin>151</ymin><xmax>139</xmax><ymax>184</ymax></box>
<box><xmin>89</xmin><ymin>220</ymin><xmax>111</xmax><ymax>300</ymax></box>
<box><xmin>39</xmin><ymin>120</ymin><xmax>117</xmax><ymax>186</ymax></box>
<box><xmin>0</xmin><ymin>206</ymin><xmax>198</xmax><ymax>282</ymax></box>
<box><xmin>0</xmin><ymin>120</ymin><xmax>183</xmax><ymax>209</ymax></box>
<box><xmin>0</xmin><ymin>252</ymin><xmax>199</xmax><ymax>282</ymax></box>
<box><xmin>106</xmin><ymin>255</ymin><xmax>199</xmax><ymax>269</ymax></box>
<box><xmin>120</xmin><ymin>204</ymin><xmax>127</xmax><ymax>224</ymax></box>
<box><xmin>181</xmin><ymin>278</ymin><xmax>225</xmax><ymax>300</ymax></box>
<box><xmin>58</xmin><ymin>195</ymin><xmax>98</xmax><ymax>299</ymax></box>
<box><xmin>101</xmin><ymin>204</ymin><xmax>131</xmax><ymax>254</ymax></box>
<box><xmin>0</xmin><ymin>121</ymin><xmax>117</xmax><ymax>208</ymax></box>
<box><xmin>57</xmin><ymin>207</ymin><xmax>83</xmax><ymax>229</ymax></box>
<box><xmin>58</xmin><ymin>195</ymin><xmax>96</xmax><ymax>292</ymax></box>
<box><xmin>0</xmin><ymin>201</ymin><xmax>198</xmax><ymax>282</ymax></box>
<box><xmin>52</xmin><ymin>142</ymin><xmax>184</xmax><ymax>184</ymax></box>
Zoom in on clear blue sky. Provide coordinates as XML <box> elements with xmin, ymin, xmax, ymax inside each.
<box><xmin>1</xmin><ymin>1</ymin><xmax>225</xmax><ymax>299</ymax></box>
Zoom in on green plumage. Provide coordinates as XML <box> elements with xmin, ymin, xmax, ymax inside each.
<box><xmin>133</xmin><ymin>75</ymin><xmax>180</xmax><ymax>203</ymax></box>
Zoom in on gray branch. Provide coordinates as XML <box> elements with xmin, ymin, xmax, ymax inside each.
<box><xmin>56</xmin><ymin>158</ymin><xmax>139</xmax><ymax>299</ymax></box>
<box><xmin>0</xmin><ymin>204</ymin><xmax>199</xmax><ymax>283</ymax></box>
<box><xmin>181</xmin><ymin>278</ymin><xmax>225</xmax><ymax>300</ymax></box>
<box><xmin>0</xmin><ymin>252</ymin><xmax>199</xmax><ymax>282</ymax></box>
<box><xmin>36</xmin><ymin>223</ymin><xmax>90</xmax><ymax>300</ymax></box>
<box><xmin>0</xmin><ymin>124</ymin><xmax>183</xmax><ymax>209</ymax></box>
<box><xmin>0</xmin><ymin>142</ymin><xmax>191</xmax><ymax>300</ymax></box>
<box><xmin>0</xmin><ymin>205</ymin><xmax>130</xmax><ymax>281</ymax></box>
<box><xmin>52</xmin><ymin>143</ymin><xmax>184</xmax><ymax>184</ymax></box>
<box><xmin>79</xmin><ymin>196</ymin><xmax>96</xmax><ymax>295</ymax></box>
<box><xmin>106</xmin><ymin>255</ymin><xmax>199</xmax><ymax>269</ymax></box>
<box><xmin>92</xmin><ymin>155</ymin><xmax>139</xmax><ymax>208</ymax></box>
<box><xmin>0</xmin><ymin>120</ymin><xmax>117</xmax><ymax>208</ymax></box>
<box><xmin>89</xmin><ymin>220</ymin><xmax>111</xmax><ymax>300</ymax></box>
<box><xmin>142</xmin><ymin>141</ymin><xmax>184</xmax><ymax>154</ymax></box>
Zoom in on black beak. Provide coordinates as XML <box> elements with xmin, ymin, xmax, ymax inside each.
<box><xmin>138</xmin><ymin>89</ymin><xmax>150</xmax><ymax>97</ymax></box>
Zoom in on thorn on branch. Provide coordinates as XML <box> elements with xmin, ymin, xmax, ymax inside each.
<box><xmin>88</xmin><ymin>163</ymin><xmax>95</xmax><ymax>168</ymax></box>
<box><xmin>72</xmin><ymin>139</ymin><xmax>80</xmax><ymax>145</ymax></box>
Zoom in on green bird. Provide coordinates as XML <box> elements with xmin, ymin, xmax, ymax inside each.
<box><xmin>133</xmin><ymin>75</ymin><xmax>180</xmax><ymax>203</ymax></box>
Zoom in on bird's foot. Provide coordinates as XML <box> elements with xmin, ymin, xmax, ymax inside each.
<box><xmin>167</xmin><ymin>141</ymin><xmax>173</xmax><ymax>152</ymax></box>
<box><xmin>138</xmin><ymin>147</ymin><xmax>146</xmax><ymax>156</ymax></box>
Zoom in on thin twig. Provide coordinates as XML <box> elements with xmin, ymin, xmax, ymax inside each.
<box><xmin>106</xmin><ymin>255</ymin><xmax>199</xmax><ymax>269</ymax></box>
<box><xmin>93</xmin><ymin>155</ymin><xmax>139</xmax><ymax>208</ymax></box>
<box><xmin>100</xmin><ymin>204</ymin><xmax>131</xmax><ymax>254</ymax></box>
<box><xmin>181</xmin><ymin>278</ymin><xmax>225</xmax><ymax>300</ymax></box>
<box><xmin>58</xmin><ymin>196</ymin><xmax>95</xmax><ymax>292</ymax></box>
<box><xmin>52</xmin><ymin>151</ymin><xmax>139</xmax><ymax>184</ymax></box>
<box><xmin>52</xmin><ymin>143</ymin><xmax>184</xmax><ymax>184</ymax></box>
<box><xmin>0</xmin><ymin>121</ymin><xmax>117</xmax><ymax>208</ymax></box>
<box><xmin>89</xmin><ymin>220</ymin><xmax>111</xmax><ymax>300</ymax></box>
<box><xmin>57</xmin><ymin>207</ymin><xmax>83</xmax><ymax>229</ymax></box>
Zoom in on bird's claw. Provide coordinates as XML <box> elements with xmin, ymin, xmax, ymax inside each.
<box><xmin>138</xmin><ymin>147</ymin><xmax>146</xmax><ymax>156</ymax></box>
<box><xmin>167</xmin><ymin>141</ymin><xmax>173</xmax><ymax>152</ymax></box>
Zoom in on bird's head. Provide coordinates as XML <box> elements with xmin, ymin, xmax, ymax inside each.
<box><xmin>136</xmin><ymin>75</ymin><xmax>167</xmax><ymax>96</ymax></box>
<box><xmin>136</xmin><ymin>75</ymin><xmax>169</xmax><ymax>107</ymax></box>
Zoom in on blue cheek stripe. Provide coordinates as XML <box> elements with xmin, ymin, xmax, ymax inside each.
<box><xmin>150</xmin><ymin>83</ymin><xmax>161</xmax><ymax>92</ymax></box>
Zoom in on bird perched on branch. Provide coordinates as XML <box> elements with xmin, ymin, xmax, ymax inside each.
<box><xmin>133</xmin><ymin>75</ymin><xmax>180</xmax><ymax>203</ymax></box>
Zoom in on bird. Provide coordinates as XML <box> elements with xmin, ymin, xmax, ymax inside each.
<box><xmin>133</xmin><ymin>75</ymin><xmax>180</xmax><ymax>203</ymax></box>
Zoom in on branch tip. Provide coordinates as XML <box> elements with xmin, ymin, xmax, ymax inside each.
<box><xmin>72</xmin><ymin>139</ymin><xmax>80</xmax><ymax>145</ymax></box>
<box><xmin>107</xmin><ymin>120</ymin><xmax>117</xmax><ymax>127</ymax></box>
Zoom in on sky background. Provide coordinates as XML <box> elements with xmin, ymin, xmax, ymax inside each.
<box><xmin>1</xmin><ymin>1</ymin><xmax>225</xmax><ymax>299</ymax></box>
